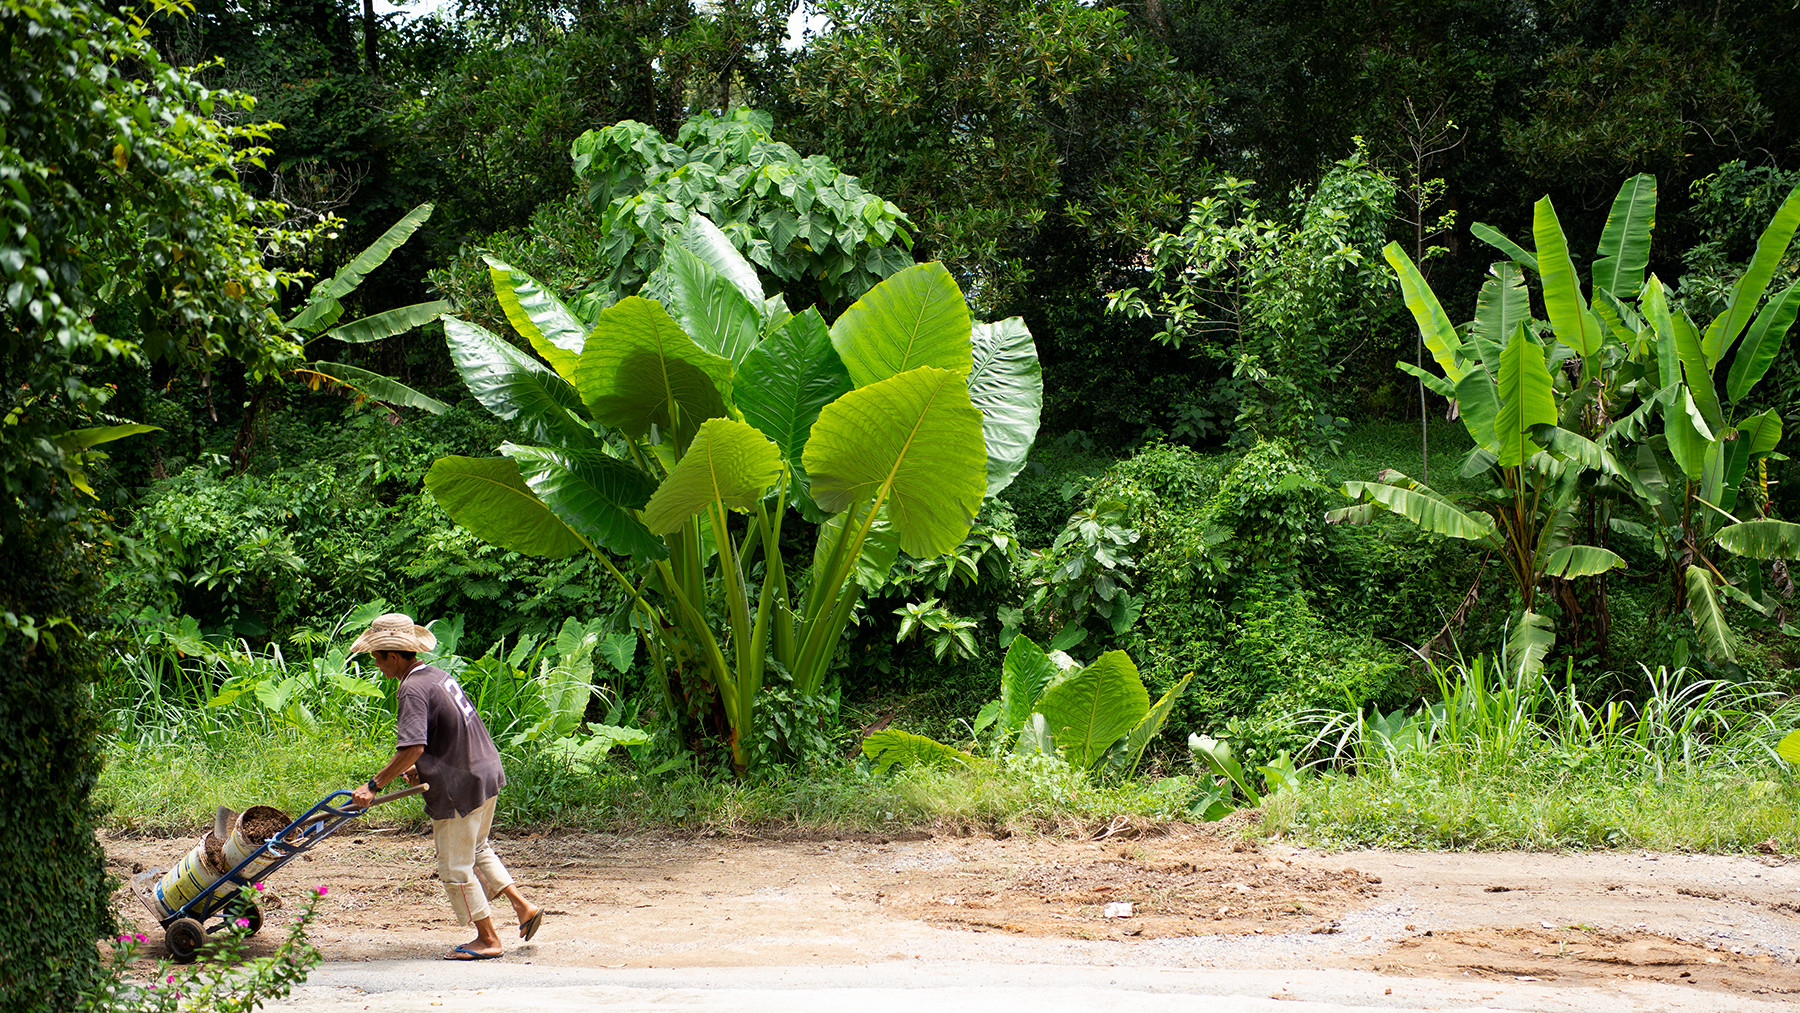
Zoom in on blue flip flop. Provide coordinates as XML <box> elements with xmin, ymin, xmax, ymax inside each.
<box><xmin>520</xmin><ymin>910</ymin><xmax>544</xmax><ymax>943</ymax></box>
<box><xmin>445</xmin><ymin>945</ymin><xmax>500</xmax><ymax>961</ymax></box>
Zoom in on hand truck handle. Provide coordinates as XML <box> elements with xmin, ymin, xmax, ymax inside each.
<box><xmin>366</xmin><ymin>782</ymin><xmax>428</xmax><ymax>807</ymax></box>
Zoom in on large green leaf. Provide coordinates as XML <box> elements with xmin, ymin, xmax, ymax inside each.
<box><xmin>734</xmin><ymin>308</ymin><xmax>850</xmax><ymax>463</ymax></box>
<box><xmin>289</xmin><ymin>204</ymin><xmax>433</xmax><ymax>330</ymax></box>
<box><xmin>1505</xmin><ymin>610</ymin><xmax>1555</xmax><ymax>678</ymax></box>
<box><xmin>1109</xmin><ymin>670</ymin><xmax>1195</xmax><ymax>781</ymax></box>
<box><xmin>1725</xmin><ymin>280</ymin><xmax>1800</xmax><ymax>403</ymax></box>
<box><xmin>1469</xmin><ymin>223</ymin><xmax>1538</xmax><ymax>272</ymax></box>
<box><xmin>1383</xmin><ymin>242</ymin><xmax>1466</xmax><ymax>382</ymax></box>
<box><xmin>804</xmin><ymin>365</ymin><xmax>987</xmax><ymax>558</ymax></box>
<box><xmin>861</xmin><ymin>728</ymin><xmax>977</xmax><ymax>774</ymax></box>
<box><xmin>1468</xmin><ymin>261</ymin><xmax>1530</xmax><ymax>371</ymax></box>
<box><xmin>1033</xmin><ymin>650</ymin><xmax>1150</xmax><ymax>771</ymax></box>
<box><xmin>1398</xmin><ymin>361</ymin><xmax>1456</xmax><ymax>398</ymax></box>
<box><xmin>664</xmin><ymin>245</ymin><xmax>761</xmax><ymax>364</ymax></box>
<box><xmin>1590</xmin><ymin>173</ymin><xmax>1656</xmax><ymax>298</ymax></box>
<box><xmin>572</xmin><ymin>296</ymin><xmax>733</xmax><ymax>449</ymax></box>
<box><xmin>828</xmin><ymin>262</ymin><xmax>973</xmax><ymax>388</ymax></box>
<box><xmin>997</xmin><ymin>635</ymin><xmax>1059</xmax><ymax>739</ymax></box>
<box><xmin>1453</xmin><ymin>357</ymin><xmax>1502</xmax><ymax>455</ymax></box>
<box><xmin>444</xmin><ymin>317</ymin><xmax>593</xmax><ymax>447</ymax></box>
<box><xmin>1541</xmin><ymin>544</ymin><xmax>1626</xmax><ymax>578</ymax></box>
<box><xmin>1532</xmin><ymin>196</ymin><xmax>1601</xmax><ymax>358</ymax></box>
<box><xmin>1715</xmin><ymin>520</ymin><xmax>1800</xmax><ymax>560</ymax></box>
<box><xmin>1664</xmin><ymin>387</ymin><xmax>1714</xmax><ymax>480</ymax></box>
<box><xmin>57</xmin><ymin>423</ymin><xmax>159</xmax><ymax>451</ymax></box>
<box><xmin>1685</xmin><ymin>565</ymin><xmax>1735</xmax><ymax>663</ymax></box>
<box><xmin>425</xmin><ymin>456</ymin><xmax>583</xmax><ymax>559</ymax></box>
<box><xmin>1663</xmin><ymin>312</ymin><xmax>1723</xmax><ymax>437</ymax></box>
<box><xmin>499</xmin><ymin>443</ymin><xmax>664</xmax><ymax>559</ymax></box>
<box><xmin>968</xmin><ymin>317</ymin><xmax>1041</xmax><ymax>497</ymax></box>
<box><xmin>487</xmin><ymin>259</ymin><xmax>589</xmax><ymax>379</ymax></box>
<box><xmin>323</xmin><ymin>300</ymin><xmax>450</xmax><ymax>344</ymax></box>
<box><xmin>1542</xmin><ymin>426</ymin><xmax>1623</xmax><ymax>477</ymax></box>
<box><xmin>1590</xmin><ymin>289</ymin><xmax>1642</xmax><ymax>345</ymax></box>
<box><xmin>1706</xmin><ymin>182</ymin><xmax>1800</xmax><ymax>366</ymax></box>
<box><xmin>1339</xmin><ymin>476</ymin><xmax>1497</xmax><ymax>541</ymax></box>
<box><xmin>302</xmin><ymin>361</ymin><xmax>450</xmax><ymax>415</ymax></box>
<box><xmin>642</xmin><ymin>419</ymin><xmax>783</xmax><ymax>534</ymax></box>
<box><xmin>679</xmin><ymin>213</ymin><xmax>763</xmax><ymax>307</ymax></box>
<box><xmin>1641</xmin><ymin>277</ymin><xmax>1681</xmax><ymax>389</ymax></box>
<box><xmin>1494</xmin><ymin>325</ymin><xmax>1557</xmax><ymax>467</ymax></box>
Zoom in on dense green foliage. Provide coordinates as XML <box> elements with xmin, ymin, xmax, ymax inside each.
<box><xmin>7</xmin><ymin>12</ymin><xmax>1800</xmax><ymax>997</ymax></box>
<box><xmin>0</xmin><ymin>524</ymin><xmax>113</xmax><ymax>1008</ymax></box>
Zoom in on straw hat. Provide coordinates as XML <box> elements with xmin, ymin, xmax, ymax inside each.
<box><xmin>348</xmin><ymin>612</ymin><xmax>437</xmax><ymax>654</ymax></box>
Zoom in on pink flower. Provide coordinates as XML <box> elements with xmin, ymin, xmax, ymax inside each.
<box><xmin>134</xmin><ymin>933</ymin><xmax>147</xmax><ymax>943</ymax></box>
<box><xmin>166</xmin><ymin>974</ymin><xmax>176</xmax><ymax>984</ymax></box>
<box><xmin>235</xmin><ymin>918</ymin><xmax>250</xmax><ymax>928</ymax></box>
<box><xmin>314</xmin><ymin>884</ymin><xmax>329</xmax><ymax>896</ymax></box>
<box><xmin>253</xmin><ymin>882</ymin><xmax>266</xmax><ymax>892</ymax></box>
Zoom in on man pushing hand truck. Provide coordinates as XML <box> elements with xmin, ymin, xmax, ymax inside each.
<box><xmin>349</xmin><ymin>613</ymin><xmax>544</xmax><ymax>960</ymax></box>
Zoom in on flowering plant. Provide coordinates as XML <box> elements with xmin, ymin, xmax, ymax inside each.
<box><xmin>76</xmin><ymin>883</ymin><xmax>326</xmax><ymax>1012</ymax></box>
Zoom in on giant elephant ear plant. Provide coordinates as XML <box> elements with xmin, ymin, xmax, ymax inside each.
<box><xmin>425</xmin><ymin>217</ymin><xmax>1042</xmax><ymax>772</ymax></box>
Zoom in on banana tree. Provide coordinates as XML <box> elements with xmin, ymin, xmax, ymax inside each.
<box><xmin>1371</xmin><ymin>174</ymin><xmax>1800</xmax><ymax>665</ymax></box>
<box><xmin>1615</xmin><ymin>181</ymin><xmax>1800</xmax><ymax>660</ymax></box>
<box><xmin>423</xmin><ymin>216</ymin><xmax>1042</xmax><ymax>772</ymax></box>
<box><xmin>1333</xmin><ymin>200</ymin><xmax>1635</xmax><ymax>669</ymax></box>
<box><xmin>287</xmin><ymin>203</ymin><xmax>453</xmax><ymax>415</ymax></box>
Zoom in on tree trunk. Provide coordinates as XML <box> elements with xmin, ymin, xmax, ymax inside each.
<box><xmin>362</xmin><ymin>0</ymin><xmax>380</xmax><ymax>79</ymax></box>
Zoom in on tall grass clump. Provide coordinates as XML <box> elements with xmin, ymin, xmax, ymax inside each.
<box><xmin>1267</xmin><ymin>658</ymin><xmax>1800</xmax><ymax>851</ymax></box>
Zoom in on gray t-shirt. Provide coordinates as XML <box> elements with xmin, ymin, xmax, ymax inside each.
<box><xmin>395</xmin><ymin>664</ymin><xmax>506</xmax><ymax>821</ymax></box>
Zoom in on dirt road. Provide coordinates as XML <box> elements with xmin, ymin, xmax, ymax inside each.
<box><xmin>102</xmin><ymin>825</ymin><xmax>1800</xmax><ymax>1011</ymax></box>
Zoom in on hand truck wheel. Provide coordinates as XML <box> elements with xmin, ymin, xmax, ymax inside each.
<box><xmin>166</xmin><ymin>917</ymin><xmax>205</xmax><ymax>963</ymax></box>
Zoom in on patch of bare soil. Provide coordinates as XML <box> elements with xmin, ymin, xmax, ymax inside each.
<box><xmin>850</xmin><ymin>834</ymin><xmax>1380</xmax><ymax>940</ymax></box>
<box><xmin>99</xmin><ymin>824</ymin><xmax>1800</xmax><ymax>1003</ymax></box>
<box><xmin>1378</xmin><ymin>926</ymin><xmax>1800</xmax><ymax>999</ymax></box>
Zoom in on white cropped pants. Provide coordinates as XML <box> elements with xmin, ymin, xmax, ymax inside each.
<box><xmin>432</xmin><ymin>794</ymin><xmax>514</xmax><ymax>925</ymax></box>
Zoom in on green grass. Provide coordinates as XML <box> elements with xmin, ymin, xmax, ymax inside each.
<box><xmin>1259</xmin><ymin>657</ymin><xmax>1800</xmax><ymax>851</ymax></box>
<box><xmin>1265</xmin><ymin>766</ymin><xmax>1800</xmax><ymax>851</ymax></box>
<box><xmin>98</xmin><ymin>731</ymin><xmax>400</xmax><ymax>834</ymax></box>
<box><xmin>95</xmin><ymin>728</ymin><xmax>1200</xmax><ymax>837</ymax></box>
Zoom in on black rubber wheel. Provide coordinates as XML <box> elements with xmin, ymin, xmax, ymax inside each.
<box><xmin>166</xmin><ymin>917</ymin><xmax>205</xmax><ymax>963</ymax></box>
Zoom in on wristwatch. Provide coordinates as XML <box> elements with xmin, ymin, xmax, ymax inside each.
<box><xmin>367</xmin><ymin>777</ymin><xmax>381</xmax><ymax>795</ymax></box>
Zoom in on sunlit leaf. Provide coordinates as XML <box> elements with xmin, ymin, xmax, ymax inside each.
<box><xmin>967</xmin><ymin>317</ymin><xmax>1041</xmax><ymax>496</ymax></box>
<box><xmin>805</xmin><ymin>365</ymin><xmax>986</xmax><ymax>558</ymax></box>
<box><xmin>642</xmin><ymin>419</ymin><xmax>783</xmax><ymax>534</ymax></box>
<box><xmin>425</xmin><ymin>456</ymin><xmax>583</xmax><ymax>559</ymax></box>
<box><xmin>1591</xmin><ymin>173</ymin><xmax>1656</xmax><ymax>298</ymax></box>
<box><xmin>1034</xmin><ymin>650</ymin><xmax>1150</xmax><ymax>771</ymax></box>
<box><xmin>829</xmin><ymin>262</ymin><xmax>972</xmax><ymax>387</ymax></box>
<box><xmin>1383</xmin><ymin>242</ymin><xmax>1466</xmax><ymax>382</ymax></box>
<box><xmin>572</xmin><ymin>296</ymin><xmax>732</xmax><ymax>450</ymax></box>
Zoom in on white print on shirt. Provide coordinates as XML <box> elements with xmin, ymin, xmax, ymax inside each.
<box><xmin>443</xmin><ymin>677</ymin><xmax>477</xmax><ymax>721</ymax></box>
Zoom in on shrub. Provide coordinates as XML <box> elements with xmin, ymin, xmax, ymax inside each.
<box><xmin>0</xmin><ymin>523</ymin><xmax>114</xmax><ymax>1009</ymax></box>
<box><xmin>1016</xmin><ymin>440</ymin><xmax>1411</xmax><ymax>765</ymax></box>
